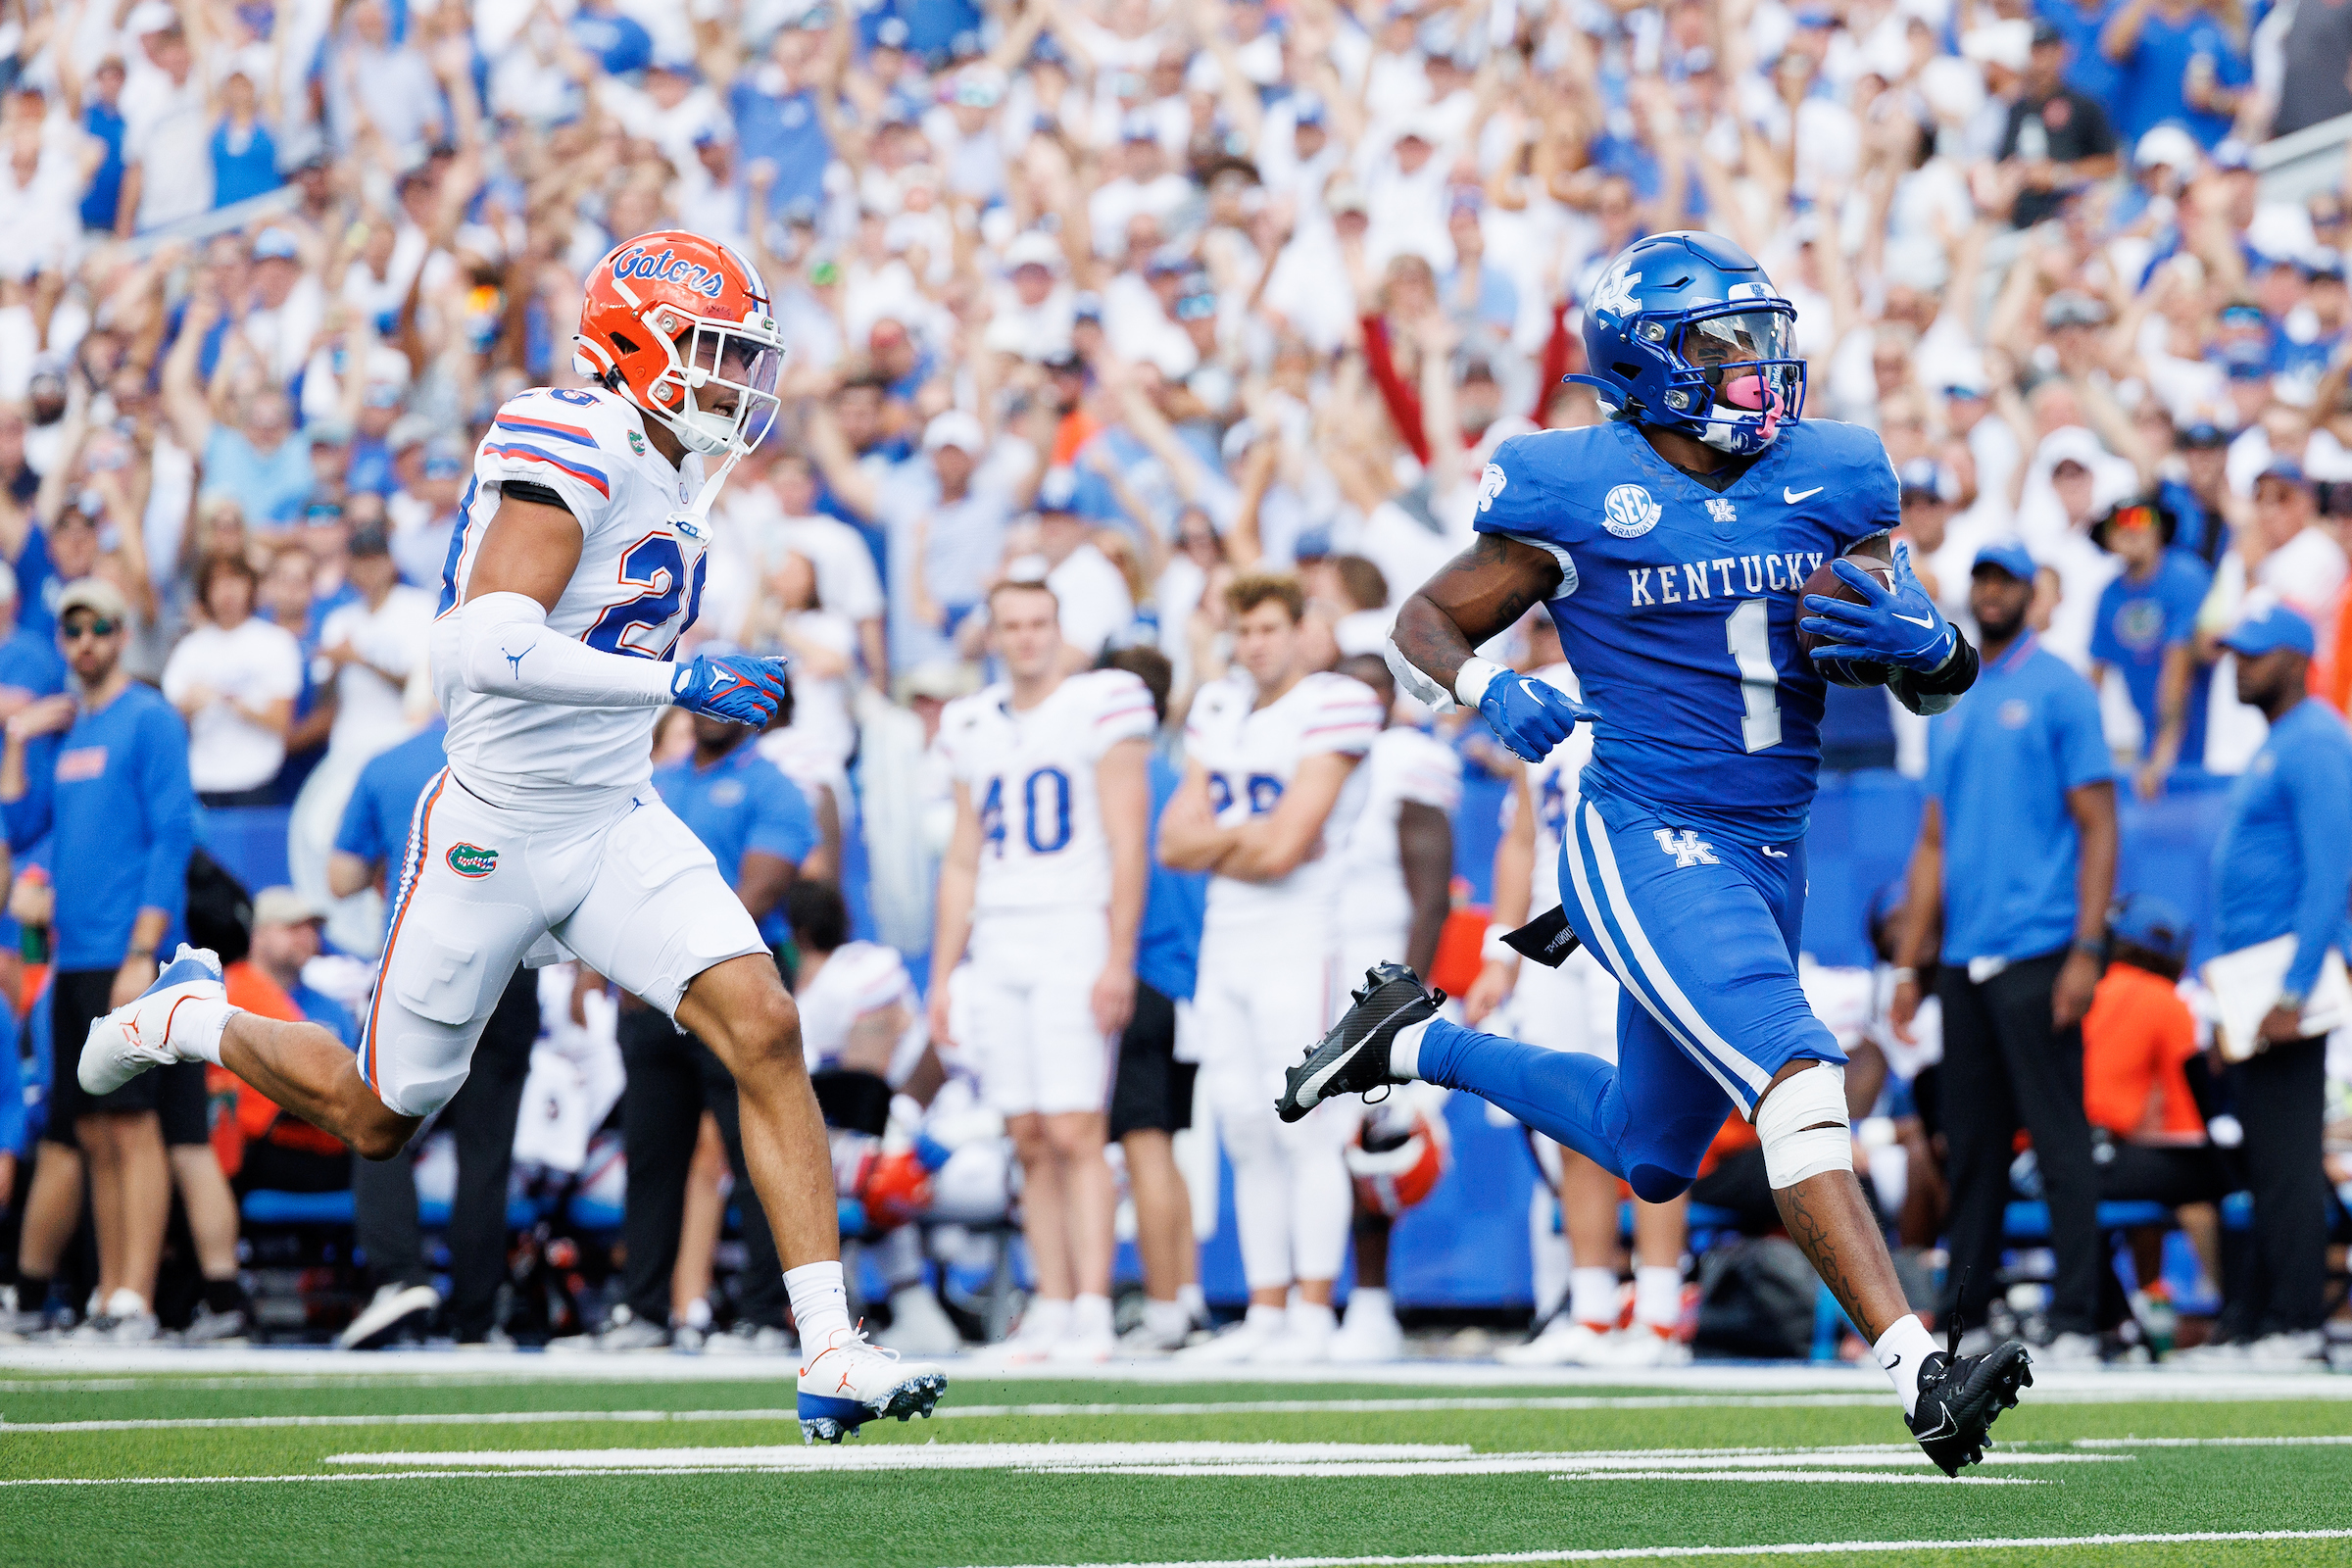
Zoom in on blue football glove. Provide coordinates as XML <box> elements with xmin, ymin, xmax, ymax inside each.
<box><xmin>670</xmin><ymin>652</ymin><xmax>792</xmax><ymax>725</ymax></box>
<box><xmin>1471</xmin><ymin>666</ymin><xmax>1600</xmax><ymax>763</ymax></box>
<box><xmin>1799</xmin><ymin>543</ymin><xmax>1956</xmax><ymax>672</ymax></box>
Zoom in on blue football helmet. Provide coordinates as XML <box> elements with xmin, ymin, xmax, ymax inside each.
<box><xmin>1568</xmin><ymin>230</ymin><xmax>1806</xmax><ymax>457</ymax></box>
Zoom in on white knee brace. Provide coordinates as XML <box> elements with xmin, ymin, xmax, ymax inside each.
<box><xmin>1753</xmin><ymin>1063</ymin><xmax>1851</xmax><ymax>1190</ymax></box>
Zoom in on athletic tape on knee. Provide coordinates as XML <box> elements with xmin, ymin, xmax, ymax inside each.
<box><xmin>1754</xmin><ymin>1063</ymin><xmax>1851</xmax><ymax>1190</ymax></box>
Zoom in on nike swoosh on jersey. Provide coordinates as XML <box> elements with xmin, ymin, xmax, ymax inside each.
<box><xmin>1892</xmin><ymin>612</ymin><xmax>1937</xmax><ymax>628</ymax></box>
<box><xmin>1784</xmin><ymin>486</ymin><xmax>1826</xmax><ymax>503</ymax></box>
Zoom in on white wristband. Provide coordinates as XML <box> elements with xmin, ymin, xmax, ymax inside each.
<box><xmin>1482</xmin><ymin>930</ymin><xmax>1521</xmax><ymax>965</ymax></box>
<box><xmin>1454</xmin><ymin>657</ymin><xmax>1509</xmax><ymax>710</ymax></box>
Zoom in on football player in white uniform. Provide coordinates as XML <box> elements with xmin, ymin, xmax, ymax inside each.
<box><xmin>1159</xmin><ymin>574</ymin><xmax>1384</xmax><ymax>1363</ymax></box>
<box><xmin>929</xmin><ymin>579</ymin><xmax>1155</xmax><ymax>1363</ymax></box>
<box><xmin>78</xmin><ymin>232</ymin><xmax>943</xmax><ymax>1440</ymax></box>
<box><xmin>1465</xmin><ymin>620</ymin><xmax>1689</xmax><ymax>1368</ymax></box>
<box><xmin>1325</xmin><ymin>653</ymin><xmax>1461</xmax><ymax>1362</ymax></box>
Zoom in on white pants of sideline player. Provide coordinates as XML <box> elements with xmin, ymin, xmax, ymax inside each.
<box><xmin>1194</xmin><ymin>924</ymin><xmax>1355</xmax><ymax>1290</ymax></box>
<box><xmin>360</xmin><ymin>769</ymin><xmax>767</xmax><ymax>1119</ymax></box>
<box><xmin>962</xmin><ymin>909</ymin><xmax>1114</xmax><ymax>1118</ymax></box>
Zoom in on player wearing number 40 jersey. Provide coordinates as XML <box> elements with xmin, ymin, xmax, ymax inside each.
<box><xmin>930</xmin><ymin>578</ymin><xmax>1157</xmax><ymax>1365</ymax></box>
<box><xmin>75</xmin><ymin>231</ymin><xmax>943</xmax><ymax>1441</ymax></box>
<box><xmin>1279</xmin><ymin>231</ymin><xmax>2031</xmax><ymax>1476</ymax></box>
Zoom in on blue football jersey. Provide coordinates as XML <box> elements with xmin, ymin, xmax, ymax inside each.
<box><xmin>1473</xmin><ymin>417</ymin><xmax>1897</xmax><ymax>842</ymax></box>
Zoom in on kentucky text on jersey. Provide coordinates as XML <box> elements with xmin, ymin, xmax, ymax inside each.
<box><xmin>1626</xmin><ymin>551</ymin><xmax>1829</xmax><ymax>607</ymax></box>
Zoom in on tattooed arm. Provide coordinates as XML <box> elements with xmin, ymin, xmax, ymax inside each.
<box><xmin>1387</xmin><ymin>533</ymin><xmax>1565</xmax><ymax>702</ymax></box>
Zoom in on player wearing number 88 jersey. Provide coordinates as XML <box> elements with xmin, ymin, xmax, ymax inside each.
<box><xmin>930</xmin><ymin>579</ymin><xmax>1156</xmax><ymax>1364</ymax></box>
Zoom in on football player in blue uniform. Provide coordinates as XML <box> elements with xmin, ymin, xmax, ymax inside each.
<box><xmin>1276</xmin><ymin>231</ymin><xmax>2030</xmax><ymax>1474</ymax></box>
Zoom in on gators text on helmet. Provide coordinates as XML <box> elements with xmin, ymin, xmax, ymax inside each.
<box><xmin>1568</xmin><ymin>230</ymin><xmax>1805</xmax><ymax>458</ymax></box>
<box><xmin>573</xmin><ymin>231</ymin><xmax>786</xmax><ymax>458</ymax></box>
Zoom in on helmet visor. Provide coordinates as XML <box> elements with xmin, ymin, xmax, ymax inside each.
<box><xmin>1677</xmin><ymin>308</ymin><xmax>1795</xmax><ymax>372</ymax></box>
<box><xmin>680</xmin><ymin>319</ymin><xmax>785</xmax><ymax>453</ymax></box>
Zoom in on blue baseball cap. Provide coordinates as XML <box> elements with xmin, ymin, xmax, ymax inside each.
<box><xmin>1972</xmin><ymin>539</ymin><xmax>2037</xmax><ymax>582</ymax></box>
<box><xmin>2256</xmin><ymin>458</ymin><xmax>2311</xmax><ymax>490</ymax></box>
<box><xmin>2110</xmin><ymin>894</ymin><xmax>2191</xmax><ymax>963</ymax></box>
<box><xmin>252</xmin><ymin>226</ymin><xmax>301</xmax><ymax>262</ymax></box>
<box><xmin>2220</xmin><ymin>601</ymin><xmax>2316</xmax><ymax>659</ymax></box>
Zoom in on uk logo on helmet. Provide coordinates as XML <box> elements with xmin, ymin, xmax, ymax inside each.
<box><xmin>1590</xmin><ymin>261</ymin><xmax>1642</xmax><ymax>319</ymax></box>
<box><xmin>1602</xmin><ymin>483</ymin><xmax>1661</xmax><ymax>538</ymax></box>
<box><xmin>1476</xmin><ymin>462</ymin><xmax>1507</xmax><ymax>513</ymax></box>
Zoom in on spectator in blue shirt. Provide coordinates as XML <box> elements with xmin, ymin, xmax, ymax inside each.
<box><xmin>1893</xmin><ymin>541</ymin><xmax>2118</xmax><ymax>1364</ymax></box>
<box><xmin>163</xmin><ymin>294</ymin><xmax>315</xmax><ymax>533</ymax></box>
<box><xmin>0</xmin><ymin>578</ymin><xmax>196</xmax><ymax>1344</ymax></box>
<box><xmin>2040</xmin><ymin>0</ymin><xmax>2127</xmax><ymax>106</ymax></box>
<box><xmin>2086</xmin><ymin>498</ymin><xmax>2212</xmax><ymax>799</ymax></box>
<box><xmin>2100</xmin><ymin>0</ymin><xmax>2252</xmax><ymax>146</ymax></box>
<box><xmin>567</xmin><ymin>0</ymin><xmax>653</xmax><ymax>76</ymax></box>
<box><xmin>209</xmin><ymin>66</ymin><xmax>281</xmax><ymax>209</ymax></box>
<box><xmin>2203</xmin><ymin>604</ymin><xmax>2351</xmax><ymax>1361</ymax></box>
<box><xmin>247</xmin><ymin>887</ymin><xmax>357</xmax><ymax>1051</ymax></box>
<box><xmin>0</xmin><ymin>560</ymin><xmax>67</xmax><ymax>720</ymax></box>
<box><xmin>728</xmin><ymin>21</ymin><xmax>835</xmax><ymax>215</ymax></box>
<box><xmin>67</xmin><ymin>53</ymin><xmax>129</xmax><ymax>234</ymax></box>
<box><xmin>1099</xmin><ymin>646</ymin><xmax>1206</xmax><ymax>1351</ymax></box>
<box><xmin>579</xmin><ymin>712</ymin><xmax>814</xmax><ymax>1352</ymax></box>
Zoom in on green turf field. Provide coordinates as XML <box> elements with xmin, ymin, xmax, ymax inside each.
<box><xmin>3</xmin><ymin>1361</ymin><xmax>2349</xmax><ymax>1567</ymax></box>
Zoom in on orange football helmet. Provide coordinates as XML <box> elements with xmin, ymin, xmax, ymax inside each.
<box><xmin>573</xmin><ymin>230</ymin><xmax>784</xmax><ymax>457</ymax></box>
<box><xmin>1346</xmin><ymin>1102</ymin><xmax>1452</xmax><ymax>1218</ymax></box>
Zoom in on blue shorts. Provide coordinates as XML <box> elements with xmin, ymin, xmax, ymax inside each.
<box><xmin>1559</xmin><ymin>782</ymin><xmax>1843</xmax><ymax>1117</ymax></box>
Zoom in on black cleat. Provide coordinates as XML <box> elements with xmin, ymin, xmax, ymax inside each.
<box><xmin>1908</xmin><ymin>1312</ymin><xmax>2033</xmax><ymax>1477</ymax></box>
<box><xmin>1276</xmin><ymin>962</ymin><xmax>1443</xmax><ymax>1124</ymax></box>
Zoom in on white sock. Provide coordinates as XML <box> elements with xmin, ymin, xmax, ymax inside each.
<box><xmin>1633</xmin><ymin>1265</ymin><xmax>1682</xmax><ymax>1330</ymax></box>
<box><xmin>784</xmin><ymin>1260</ymin><xmax>851</xmax><ymax>1348</ymax></box>
<box><xmin>681</xmin><ymin>1295</ymin><xmax>712</xmax><ymax>1332</ymax></box>
<box><xmin>1288</xmin><ymin>1300</ymin><xmax>1338</xmax><ymax>1338</ymax></box>
<box><xmin>1346</xmin><ymin>1286</ymin><xmax>1394</xmax><ymax>1325</ymax></box>
<box><xmin>1069</xmin><ymin>1293</ymin><xmax>1113</xmax><ymax>1340</ymax></box>
<box><xmin>1145</xmin><ymin>1298</ymin><xmax>1191</xmax><ymax>1337</ymax></box>
<box><xmin>1875</xmin><ymin>1314</ymin><xmax>1938</xmax><ymax>1417</ymax></box>
<box><xmin>1568</xmin><ymin>1266</ymin><xmax>1619</xmax><ymax>1329</ymax></box>
<box><xmin>1388</xmin><ymin>1016</ymin><xmax>1435</xmax><ymax>1080</ymax></box>
<box><xmin>1019</xmin><ymin>1296</ymin><xmax>1072</xmax><ymax>1342</ymax></box>
<box><xmin>183</xmin><ymin>1000</ymin><xmax>233</xmax><ymax>1066</ymax></box>
<box><xmin>1243</xmin><ymin>1302</ymin><xmax>1286</xmax><ymax>1334</ymax></box>
<box><xmin>1177</xmin><ymin>1283</ymin><xmax>1207</xmax><ymax>1324</ymax></box>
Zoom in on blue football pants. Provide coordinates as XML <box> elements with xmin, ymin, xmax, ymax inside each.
<box><xmin>1416</xmin><ymin>786</ymin><xmax>1843</xmax><ymax>1201</ymax></box>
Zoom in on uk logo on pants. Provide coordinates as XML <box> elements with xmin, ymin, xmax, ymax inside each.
<box><xmin>1653</xmin><ymin>828</ymin><xmax>1718</xmax><ymax>867</ymax></box>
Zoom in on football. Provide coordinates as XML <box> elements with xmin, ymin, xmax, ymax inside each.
<box><xmin>1795</xmin><ymin>554</ymin><xmax>1893</xmax><ymax>688</ymax></box>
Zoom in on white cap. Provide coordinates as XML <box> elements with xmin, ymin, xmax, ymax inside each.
<box><xmin>1004</xmin><ymin>231</ymin><xmax>1063</xmax><ymax>272</ymax></box>
<box><xmin>2135</xmin><ymin>124</ymin><xmax>2202</xmax><ymax>173</ymax></box>
<box><xmin>1960</xmin><ymin>19</ymin><xmax>2031</xmax><ymax>72</ymax></box>
<box><xmin>127</xmin><ymin>0</ymin><xmax>177</xmax><ymax>32</ymax></box>
<box><xmin>922</xmin><ymin>409</ymin><xmax>986</xmax><ymax>454</ymax></box>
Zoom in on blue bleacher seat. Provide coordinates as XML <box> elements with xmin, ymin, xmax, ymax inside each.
<box><xmin>2002</xmin><ymin>1199</ymin><xmax>2219</xmax><ymax>1240</ymax></box>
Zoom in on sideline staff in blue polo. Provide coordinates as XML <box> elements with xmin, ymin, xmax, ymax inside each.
<box><xmin>571</xmin><ymin>707</ymin><xmax>819</xmax><ymax>1353</ymax></box>
<box><xmin>2203</xmin><ymin>603</ymin><xmax>2351</xmax><ymax>1363</ymax></box>
<box><xmin>1893</xmin><ymin>539</ymin><xmax>2118</xmax><ymax>1365</ymax></box>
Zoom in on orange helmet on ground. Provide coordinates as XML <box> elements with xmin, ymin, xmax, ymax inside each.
<box><xmin>574</xmin><ymin>230</ymin><xmax>785</xmax><ymax>457</ymax></box>
<box><xmin>1346</xmin><ymin>1101</ymin><xmax>1453</xmax><ymax>1217</ymax></box>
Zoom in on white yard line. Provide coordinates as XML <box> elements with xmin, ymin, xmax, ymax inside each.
<box><xmin>939</xmin><ymin>1532</ymin><xmax>2352</xmax><ymax>1567</ymax></box>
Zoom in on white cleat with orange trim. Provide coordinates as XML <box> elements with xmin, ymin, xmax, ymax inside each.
<box><xmin>797</xmin><ymin>1325</ymin><xmax>948</xmax><ymax>1444</ymax></box>
<box><xmin>78</xmin><ymin>945</ymin><xmax>225</xmax><ymax>1095</ymax></box>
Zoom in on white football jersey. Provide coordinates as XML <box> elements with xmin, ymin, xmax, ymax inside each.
<box><xmin>1514</xmin><ymin>662</ymin><xmax>1593</xmax><ymax>910</ymax></box>
<box><xmin>1336</xmin><ymin>725</ymin><xmax>1464</xmax><ymax>940</ymax></box>
<box><xmin>799</xmin><ymin>940</ymin><xmax>926</xmax><ymax>1084</ymax></box>
<box><xmin>1186</xmin><ymin>669</ymin><xmax>1384</xmax><ymax>934</ymax></box>
<box><xmin>431</xmin><ymin>386</ymin><xmax>711</xmax><ymax>808</ymax></box>
<box><xmin>937</xmin><ymin>669</ymin><xmax>1156</xmax><ymax>913</ymax></box>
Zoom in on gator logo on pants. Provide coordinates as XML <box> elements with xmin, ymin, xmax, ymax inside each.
<box><xmin>446</xmin><ymin>843</ymin><xmax>499</xmax><ymax>878</ymax></box>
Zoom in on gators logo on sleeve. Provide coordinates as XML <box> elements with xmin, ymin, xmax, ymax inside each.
<box><xmin>446</xmin><ymin>844</ymin><xmax>499</xmax><ymax>878</ymax></box>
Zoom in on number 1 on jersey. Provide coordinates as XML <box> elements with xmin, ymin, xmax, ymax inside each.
<box><xmin>1725</xmin><ymin>598</ymin><xmax>1782</xmax><ymax>753</ymax></box>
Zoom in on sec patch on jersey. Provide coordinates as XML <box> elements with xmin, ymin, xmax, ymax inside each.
<box><xmin>1795</xmin><ymin>554</ymin><xmax>1892</xmax><ymax>688</ymax></box>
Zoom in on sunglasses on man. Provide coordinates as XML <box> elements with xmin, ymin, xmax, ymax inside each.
<box><xmin>61</xmin><ymin>616</ymin><xmax>121</xmax><ymax>641</ymax></box>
